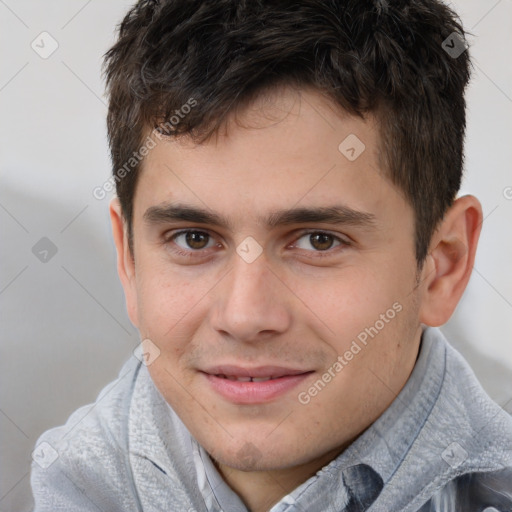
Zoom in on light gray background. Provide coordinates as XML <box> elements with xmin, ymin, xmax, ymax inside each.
<box><xmin>1</xmin><ymin>1</ymin><xmax>511</xmax><ymax>510</ymax></box>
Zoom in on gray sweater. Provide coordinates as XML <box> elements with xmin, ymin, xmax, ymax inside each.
<box><xmin>30</xmin><ymin>327</ymin><xmax>512</xmax><ymax>511</ymax></box>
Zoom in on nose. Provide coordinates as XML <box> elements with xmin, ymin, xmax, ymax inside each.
<box><xmin>210</xmin><ymin>253</ymin><xmax>292</xmax><ymax>343</ymax></box>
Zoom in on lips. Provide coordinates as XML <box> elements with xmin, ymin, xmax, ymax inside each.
<box><xmin>201</xmin><ymin>365</ymin><xmax>313</xmax><ymax>404</ymax></box>
<box><xmin>204</xmin><ymin>365</ymin><xmax>310</xmax><ymax>379</ymax></box>
<box><xmin>215</xmin><ymin>375</ymin><xmax>276</xmax><ymax>382</ymax></box>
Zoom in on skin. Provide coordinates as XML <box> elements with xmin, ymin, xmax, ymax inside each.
<box><xmin>110</xmin><ymin>86</ymin><xmax>482</xmax><ymax>512</ymax></box>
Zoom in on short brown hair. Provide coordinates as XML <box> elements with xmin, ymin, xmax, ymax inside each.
<box><xmin>103</xmin><ymin>0</ymin><xmax>471</xmax><ymax>264</ymax></box>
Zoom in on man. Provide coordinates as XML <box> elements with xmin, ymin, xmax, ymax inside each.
<box><xmin>31</xmin><ymin>0</ymin><xmax>512</xmax><ymax>510</ymax></box>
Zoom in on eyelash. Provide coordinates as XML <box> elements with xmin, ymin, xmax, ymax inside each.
<box><xmin>163</xmin><ymin>229</ymin><xmax>351</xmax><ymax>259</ymax></box>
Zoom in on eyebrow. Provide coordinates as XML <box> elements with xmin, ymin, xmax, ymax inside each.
<box><xmin>143</xmin><ymin>202</ymin><xmax>376</xmax><ymax>230</ymax></box>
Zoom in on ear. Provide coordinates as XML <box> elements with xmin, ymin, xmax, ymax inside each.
<box><xmin>418</xmin><ymin>195</ymin><xmax>483</xmax><ymax>327</ymax></box>
<box><xmin>109</xmin><ymin>197</ymin><xmax>139</xmax><ymax>328</ymax></box>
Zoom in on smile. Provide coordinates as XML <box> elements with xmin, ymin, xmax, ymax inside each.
<box><xmin>201</xmin><ymin>366</ymin><xmax>314</xmax><ymax>404</ymax></box>
<box><xmin>215</xmin><ymin>374</ymin><xmax>280</xmax><ymax>382</ymax></box>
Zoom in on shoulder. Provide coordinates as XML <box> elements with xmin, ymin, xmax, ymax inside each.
<box><xmin>30</xmin><ymin>356</ymin><xmax>143</xmax><ymax>512</ymax></box>
<box><xmin>440</xmin><ymin>335</ymin><xmax>512</xmax><ymax>460</ymax></box>
<box><xmin>414</xmin><ymin>329</ymin><xmax>512</xmax><ymax>511</ymax></box>
<box><xmin>417</xmin><ymin>467</ymin><xmax>512</xmax><ymax>511</ymax></box>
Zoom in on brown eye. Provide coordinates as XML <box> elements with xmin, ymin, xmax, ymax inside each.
<box><xmin>293</xmin><ymin>231</ymin><xmax>345</xmax><ymax>253</ymax></box>
<box><xmin>184</xmin><ymin>231</ymin><xmax>210</xmax><ymax>249</ymax></box>
<box><xmin>309</xmin><ymin>233</ymin><xmax>334</xmax><ymax>250</ymax></box>
<box><xmin>170</xmin><ymin>230</ymin><xmax>215</xmax><ymax>251</ymax></box>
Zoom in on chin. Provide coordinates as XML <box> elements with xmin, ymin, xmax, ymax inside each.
<box><xmin>202</xmin><ymin>430</ymin><xmax>323</xmax><ymax>472</ymax></box>
<box><xmin>213</xmin><ymin>449</ymin><xmax>295</xmax><ymax>472</ymax></box>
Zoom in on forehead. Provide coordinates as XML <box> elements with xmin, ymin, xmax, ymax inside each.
<box><xmin>132</xmin><ymin>87</ymin><xmax>409</xmax><ymax>231</ymax></box>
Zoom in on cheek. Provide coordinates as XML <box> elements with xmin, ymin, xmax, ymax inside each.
<box><xmin>295</xmin><ymin>266</ymin><xmax>401</xmax><ymax>343</ymax></box>
<box><xmin>134</xmin><ymin>261</ymin><xmax>210</xmax><ymax>348</ymax></box>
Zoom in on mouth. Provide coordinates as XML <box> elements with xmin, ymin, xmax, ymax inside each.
<box><xmin>200</xmin><ymin>365</ymin><xmax>314</xmax><ymax>404</ymax></box>
<box><xmin>214</xmin><ymin>374</ymin><xmax>284</xmax><ymax>382</ymax></box>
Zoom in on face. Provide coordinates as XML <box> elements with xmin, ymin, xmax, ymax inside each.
<box><xmin>118</xmin><ymin>87</ymin><xmax>424</xmax><ymax>472</ymax></box>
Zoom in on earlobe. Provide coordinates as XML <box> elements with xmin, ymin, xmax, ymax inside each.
<box><xmin>109</xmin><ymin>197</ymin><xmax>139</xmax><ymax>327</ymax></box>
<box><xmin>419</xmin><ymin>195</ymin><xmax>483</xmax><ymax>327</ymax></box>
